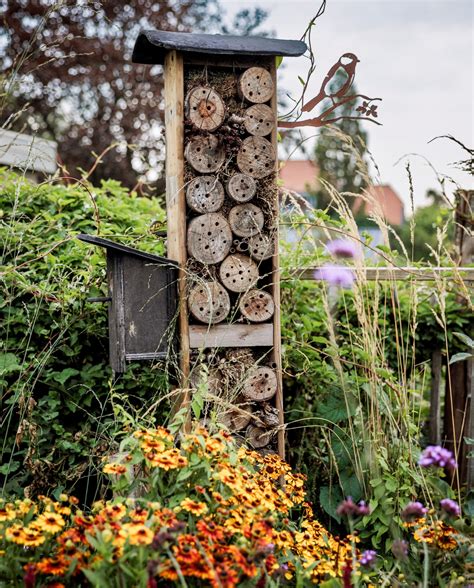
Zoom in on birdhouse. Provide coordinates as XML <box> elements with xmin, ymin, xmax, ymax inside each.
<box><xmin>78</xmin><ymin>234</ymin><xmax>178</xmax><ymax>374</ymax></box>
<box><xmin>132</xmin><ymin>31</ymin><xmax>306</xmax><ymax>457</ymax></box>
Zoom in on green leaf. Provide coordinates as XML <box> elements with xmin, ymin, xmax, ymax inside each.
<box><xmin>298</xmin><ymin>75</ymin><xmax>305</xmax><ymax>85</ymax></box>
<box><xmin>275</xmin><ymin>55</ymin><xmax>283</xmax><ymax>69</ymax></box>
<box><xmin>0</xmin><ymin>353</ymin><xmax>22</xmax><ymax>375</ymax></box>
<box><xmin>319</xmin><ymin>486</ymin><xmax>342</xmax><ymax>523</ymax></box>
<box><xmin>52</xmin><ymin>367</ymin><xmax>80</xmax><ymax>385</ymax></box>
<box><xmin>454</xmin><ymin>331</ymin><xmax>474</xmax><ymax>349</ymax></box>
<box><xmin>317</xmin><ymin>393</ymin><xmax>356</xmax><ymax>423</ymax></box>
<box><xmin>449</xmin><ymin>352</ymin><xmax>472</xmax><ymax>365</ymax></box>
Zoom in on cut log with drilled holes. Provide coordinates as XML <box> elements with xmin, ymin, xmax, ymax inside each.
<box><xmin>188</xmin><ymin>281</ymin><xmax>230</xmax><ymax>324</ymax></box>
<box><xmin>187</xmin><ymin>213</ymin><xmax>232</xmax><ymax>264</ymax></box>
<box><xmin>219</xmin><ymin>253</ymin><xmax>259</xmax><ymax>292</ymax></box>
<box><xmin>246</xmin><ymin>424</ymin><xmax>275</xmax><ymax>449</ymax></box>
<box><xmin>238</xmin><ymin>67</ymin><xmax>274</xmax><ymax>104</ymax></box>
<box><xmin>247</xmin><ymin>233</ymin><xmax>275</xmax><ymax>261</ymax></box>
<box><xmin>219</xmin><ymin>398</ymin><xmax>253</xmax><ymax>431</ymax></box>
<box><xmin>239</xmin><ymin>289</ymin><xmax>275</xmax><ymax>323</ymax></box>
<box><xmin>185</xmin><ymin>134</ymin><xmax>225</xmax><ymax>173</ymax></box>
<box><xmin>228</xmin><ymin>203</ymin><xmax>264</xmax><ymax>238</ymax></box>
<box><xmin>244</xmin><ymin>104</ymin><xmax>275</xmax><ymax>136</ymax></box>
<box><xmin>226</xmin><ymin>173</ymin><xmax>257</xmax><ymax>203</ymax></box>
<box><xmin>242</xmin><ymin>366</ymin><xmax>277</xmax><ymax>402</ymax></box>
<box><xmin>185</xmin><ymin>86</ymin><xmax>225</xmax><ymax>131</ymax></box>
<box><xmin>186</xmin><ymin>176</ymin><xmax>224</xmax><ymax>213</ymax></box>
<box><xmin>237</xmin><ymin>136</ymin><xmax>275</xmax><ymax>178</ymax></box>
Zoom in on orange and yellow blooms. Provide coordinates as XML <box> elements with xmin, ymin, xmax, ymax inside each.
<box><xmin>0</xmin><ymin>426</ymin><xmax>465</xmax><ymax>586</ymax></box>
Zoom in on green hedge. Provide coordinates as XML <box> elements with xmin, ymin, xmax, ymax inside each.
<box><xmin>0</xmin><ymin>170</ymin><xmax>169</xmax><ymax>499</ymax></box>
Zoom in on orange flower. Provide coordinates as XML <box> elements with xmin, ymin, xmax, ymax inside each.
<box><xmin>146</xmin><ymin>448</ymin><xmax>187</xmax><ymax>470</ymax></box>
<box><xmin>34</xmin><ymin>557</ymin><xmax>69</xmax><ymax>576</ymax></box>
<box><xmin>196</xmin><ymin>518</ymin><xmax>226</xmax><ymax>542</ymax></box>
<box><xmin>180</xmin><ymin>498</ymin><xmax>208</xmax><ymax>516</ymax></box>
<box><xmin>103</xmin><ymin>463</ymin><xmax>128</xmax><ymax>475</ymax></box>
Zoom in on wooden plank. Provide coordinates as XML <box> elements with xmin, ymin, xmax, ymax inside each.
<box><xmin>164</xmin><ymin>51</ymin><xmax>190</xmax><ymax>412</ymax></box>
<box><xmin>429</xmin><ymin>350</ymin><xmax>442</xmax><ymax>445</ymax></box>
<box><xmin>108</xmin><ymin>253</ymin><xmax>126</xmax><ymax>375</ymax></box>
<box><xmin>291</xmin><ymin>266</ymin><xmax>474</xmax><ymax>282</ymax></box>
<box><xmin>270</xmin><ymin>58</ymin><xmax>285</xmax><ymax>460</ymax></box>
<box><xmin>189</xmin><ymin>324</ymin><xmax>273</xmax><ymax>349</ymax></box>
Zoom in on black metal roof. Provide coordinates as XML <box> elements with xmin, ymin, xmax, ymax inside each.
<box><xmin>77</xmin><ymin>234</ymin><xmax>178</xmax><ymax>266</ymax></box>
<box><xmin>132</xmin><ymin>30</ymin><xmax>307</xmax><ymax>65</ymax></box>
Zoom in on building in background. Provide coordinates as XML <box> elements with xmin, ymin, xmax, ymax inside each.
<box><xmin>0</xmin><ymin>130</ymin><xmax>57</xmax><ymax>180</ymax></box>
<box><xmin>279</xmin><ymin>158</ymin><xmax>404</xmax><ymax>226</ymax></box>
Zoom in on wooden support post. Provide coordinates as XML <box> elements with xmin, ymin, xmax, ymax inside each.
<box><xmin>429</xmin><ymin>350</ymin><xmax>442</xmax><ymax>445</ymax></box>
<box><xmin>444</xmin><ymin>190</ymin><xmax>473</xmax><ymax>487</ymax></box>
<box><xmin>164</xmin><ymin>51</ymin><xmax>190</xmax><ymax>417</ymax></box>
<box><xmin>270</xmin><ymin>58</ymin><xmax>285</xmax><ymax>460</ymax></box>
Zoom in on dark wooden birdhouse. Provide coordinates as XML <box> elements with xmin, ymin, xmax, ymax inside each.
<box><xmin>78</xmin><ymin>234</ymin><xmax>178</xmax><ymax>374</ymax></box>
<box><xmin>132</xmin><ymin>31</ymin><xmax>306</xmax><ymax>457</ymax></box>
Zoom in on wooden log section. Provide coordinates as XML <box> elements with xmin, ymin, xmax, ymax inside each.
<box><xmin>239</xmin><ymin>289</ymin><xmax>275</xmax><ymax>323</ymax></box>
<box><xmin>244</xmin><ymin>104</ymin><xmax>275</xmax><ymax>137</ymax></box>
<box><xmin>247</xmin><ymin>233</ymin><xmax>275</xmax><ymax>261</ymax></box>
<box><xmin>185</xmin><ymin>86</ymin><xmax>225</xmax><ymax>132</ymax></box>
<box><xmin>228</xmin><ymin>203</ymin><xmax>264</xmax><ymax>238</ymax></box>
<box><xmin>185</xmin><ymin>134</ymin><xmax>226</xmax><ymax>173</ymax></box>
<box><xmin>246</xmin><ymin>424</ymin><xmax>275</xmax><ymax>449</ymax></box>
<box><xmin>242</xmin><ymin>366</ymin><xmax>277</xmax><ymax>402</ymax></box>
<box><xmin>186</xmin><ymin>175</ymin><xmax>224</xmax><ymax>213</ymax></box>
<box><xmin>237</xmin><ymin>136</ymin><xmax>275</xmax><ymax>179</ymax></box>
<box><xmin>188</xmin><ymin>281</ymin><xmax>230</xmax><ymax>324</ymax></box>
<box><xmin>187</xmin><ymin>213</ymin><xmax>232</xmax><ymax>265</ymax></box>
<box><xmin>226</xmin><ymin>173</ymin><xmax>257</xmax><ymax>203</ymax></box>
<box><xmin>219</xmin><ymin>253</ymin><xmax>259</xmax><ymax>292</ymax></box>
<box><xmin>219</xmin><ymin>398</ymin><xmax>253</xmax><ymax>431</ymax></box>
<box><xmin>238</xmin><ymin>67</ymin><xmax>274</xmax><ymax>104</ymax></box>
<box><xmin>189</xmin><ymin>323</ymin><xmax>273</xmax><ymax>349</ymax></box>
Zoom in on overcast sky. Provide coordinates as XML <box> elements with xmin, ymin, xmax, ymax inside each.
<box><xmin>223</xmin><ymin>0</ymin><xmax>473</xmax><ymax>208</ymax></box>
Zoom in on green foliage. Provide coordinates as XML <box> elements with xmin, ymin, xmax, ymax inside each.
<box><xmin>0</xmin><ymin>169</ymin><xmax>171</xmax><ymax>499</ymax></box>
<box><xmin>394</xmin><ymin>199</ymin><xmax>454</xmax><ymax>261</ymax></box>
<box><xmin>280</xmin><ymin>250</ymin><xmax>472</xmax><ymax>549</ymax></box>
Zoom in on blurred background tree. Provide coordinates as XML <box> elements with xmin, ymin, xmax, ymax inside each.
<box><xmin>0</xmin><ymin>1</ymin><xmax>267</xmax><ymax>189</ymax></box>
<box><xmin>313</xmin><ymin>70</ymin><xmax>369</xmax><ymax>210</ymax></box>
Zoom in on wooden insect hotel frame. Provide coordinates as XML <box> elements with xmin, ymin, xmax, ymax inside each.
<box><xmin>132</xmin><ymin>31</ymin><xmax>306</xmax><ymax>458</ymax></box>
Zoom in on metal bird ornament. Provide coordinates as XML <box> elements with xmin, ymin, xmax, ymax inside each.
<box><xmin>279</xmin><ymin>53</ymin><xmax>381</xmax><ymax>129</ymax></box>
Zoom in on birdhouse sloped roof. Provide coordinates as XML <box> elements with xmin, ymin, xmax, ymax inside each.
<box><xmin>77</xmin><ymin>234</ymin><xmax>178</xmax><ymax>266</ymax></box>
<box><xmin>132</xmin><ymin>30</ymin><xmax>307</xmax><ymax>65</ymax></box>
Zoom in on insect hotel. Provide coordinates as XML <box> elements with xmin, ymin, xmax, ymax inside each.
<box><xmin>101</xmin><ymin>31</ymin><xmax>305</xmax><ymax>458</ymax></box>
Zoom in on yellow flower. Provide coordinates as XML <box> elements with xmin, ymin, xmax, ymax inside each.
<box><xmin>20</xmin><ymin>528</ymin><xmax>46</xmax><ymax>547</ymax></box>
<box><xmin>123</xmin><ymin>523</ymin><xmax>154</xmax><ymax>546</ymax></box>
<box><xmin>36</xmin><ymin>512</ymin><xmax>65</xmax><ymax>534</ymax></box>
<box><xmin>5</xmin><ymin>524</ymin><xmax>25</xmax><ymax>544</ymax></box>
<box><xmin>0</xmin><ymin>504</ymin><xmax>16</xmax><ymax>522</ymax></box>
<box><xmin>180</xmin><ymin>498</ymin><xmax>208</xmax><ymax>516</ymax></box>
<box><xmin>146</xmin><ymin>448</ymin><xmax>187</xmax><ymax>470</ymax></box>
<box><xmin>103</xmin><ymin>503</ymin><xmax>127</xmax><ymax>520</ymax></box>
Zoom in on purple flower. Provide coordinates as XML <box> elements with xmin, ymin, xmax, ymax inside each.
<box><xmin>391</xmin><ymin>539</ymin><xmax>409</xmax><ymax>561</ymax></box>
<box><xmin>358</xmin><ymin>549</ymin><xmax>377</xmax><ymax>569</ymax></box>
<box><xmin>418</xmin><ymin>445</ymin><xmax>457</xmax><ymax>470</ymax></box>
<box><xmin>326</xmin><ymin>238</ymin><xmax>359</xmax><ymax>259</ymax></box>
<box><xmin>336</xmin><ymin>497</ymin><xmax>371</xmax><ymax>518</ymax></box>
<box><xmin>314</xmin><ymin>264</ymin><xmax>355</xmax><ymax>289</ymax></box>
<box><xmin>440</xmin><ymin>498</ymin><xmax>461</xmax><ymax>517</ymax></box>
<box><xmin>400</xmin><ymin>501</ymin><xmax>428</xmax><ymax>523</ymax></box>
